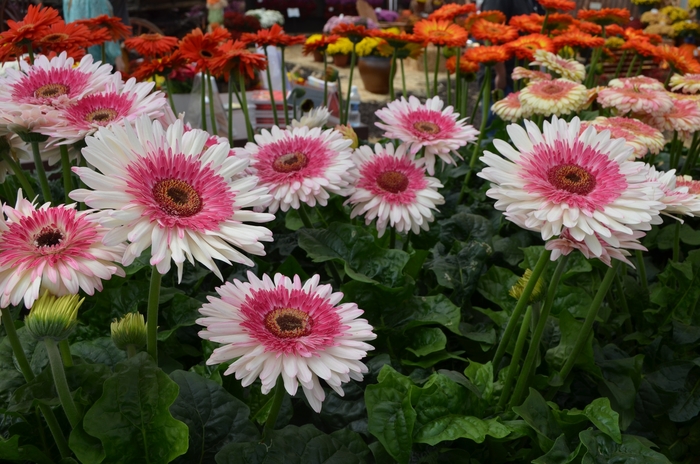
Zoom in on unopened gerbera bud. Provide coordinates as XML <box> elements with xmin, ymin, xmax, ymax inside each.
<box><xmin>335</xmin><ymin>124</ymin><xmax>359</xmax><ymax>148</ymax></box>
<box><xmin>509</xmin><ymin>269</ymin><xmax>545</xmax><ymax>303</ymax></box>
<box><xmin>111</xmin><ymin>312</ymin><xmax>147</xmax><ymax>352</ymax></box>
<box><xmin>25</xmin><ymin>292</ymin><xmax>83</xmax><ymax>341</ymax></box>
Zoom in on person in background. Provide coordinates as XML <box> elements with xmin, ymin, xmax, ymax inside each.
<box><xmin>480</xmin><ymin>0</ymin><xmax>543</xmax><ymax>93</ymax></box>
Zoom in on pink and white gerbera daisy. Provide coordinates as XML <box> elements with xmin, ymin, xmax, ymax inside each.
<box><xmin>236</xmin><ymin>125</ymin><xmax>356</xmax><ymax>214</ymax></box>
<box><xmin>648</xmin><ymin>166</ymin><xmax>700</xmax><ymax>221</ymax></box>
<box><xmin>511</xmin><ymin>67</ymin><xmax>552</xmax><ymax>82</ymax></box>
<box><xmin>197</xmin><ymin>272</ymin><xmax>376</xmax><ymax>413</ymax></box>
<box><xmin>531</xmin><ymin>49</ymin><xmax>585</xmax><ymax>82</ymax></box>
<box><xmin>374</xmin><ymin>95</ymin><xmax>479</xmax><ymax>175</ymax></box>
<box><xmin>70</xmin><ymin>116</ymin><xmax>274</xmax><ymax>281</ymax></box>
<box><xmin>0</xmin><ymin>191</ymin><xmax>125</xmax><ymax>309</ymax></box>
<box><xmin>39</xmin><ymin>78</ymin><xmax>168</xmax><ymax>145</ymax></box>
<box><xmin>346</xmin><ymin>143</ymin><xmax>445</xmax><ymax>237</ymax></box>
<box><xmin>478</xmin><ymin>116</ymin><xmax>664</xmax><ymax>254</ymax></box>
<box><xmin>0</xmin><ymin>52</ymin><xmax>115</xmax><ymax>132</ymax></box>
<box><xmin>590</xmin><ymin>116</ymin><xmax>665</xmax><ymax>158</ymax></box>
<box><xmin>608</xmin><ymin>76</ymin><xmax>665</xmax><ymax>91</ymax></box>
<box><xmin>670</xmin><ymin>73</ymin><xmax>700</xmax><ymax>94</ymax></box>
<box><xmin>642</xmin><ymin>97</ymin><xmax>700</xmax><ymax>135</ymax></box>
<box><xmin>546</xmin><ymin>229</ymin><xmax>646</xmax><ymax>268</ymax></box>
<box><xmin>492</xmin><ymin>92</ymin><xmax>531</xmax><ymax>123</ymax></box>
<box><xmin>676</xmin><ymin>175</ymin><xmax>700</xmax><ymax>195</ymax></box>
<box><xmin>519</xmin><ymin>78</ymin><xmax>587</xmax><ymax>117</ymax></box>
<box><xmin>597</xmin><ymin>85</ymin><xmax>674</xmax><ymax>115</ymax></box>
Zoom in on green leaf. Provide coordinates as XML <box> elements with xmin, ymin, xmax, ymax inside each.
<box><xmin>158</xmin><ymin>294</ymin><xmax>205</xmax><ymax>341</ymax></box>
<box><xmin>546</xmin><ymin>309</ymin><xmax>598</xmax><ymax>375</ymax></box>
<box><xmin>69</xmin><ymin>422</ymin><xmax>106</xmax><ymax>464</ymax></box>
<box><xmin>583</xmin><ymin>398</ymin><xmax>621</xmax><ymax>444</ymax></box>
<box><xmin>532</xmin><ymin>434</ymin><xmax>581</xmax><ymax>464</ymax></box>
<box><xmin>169</xmin><ymin>370</ymin><xmax>259</xmax><ymax>464</ymax></box>
<box><xmin>0</xmin><ymin>435</ymin><xmax>53</xmax><ymax>464</ymax></box>
<box><xmin>298</xmin><ymin>222</ymin><xmax>409</xmax><ymax>287</ymax></box>
<box><xmin>596</xmin><ymin>350</ymin><xmax>643</xmax><ymax>430</ymax></box>
<box><xmin>680</xmin><ymin>224</ymin><xmax>700</xmax><ymax>246</ymax></box>
<box><xmin>387</xmin><ymin>294</ymin><xmax>461</xmax><ymax>335</ymax></box>
<box><xmin>405</xmin><ymin>327</ymin><xmax>447</xmax><ymax>356</ymax></box>
<box><xmin>82</xmin><ymin>352</ymin><xmax>189</xmax><ymax>464</ymax></box>
<box><xmin>579</xmin><ymin>430</ymin><xmax>671</xmax><ymax>464</ymax></box>
<box><xmin>365</xmin><ymin>365</ymin><xmax>416</xmax><ymax>464</ymax></box>
<box><xmin>512</xmin><ymin>389</ymin><xmax>561</xmax><ymax>452</ymax></box>
<box><xmin>413</xmin><ymin>415</ymin><xmax>510</xmax><ymax>445</ymax></box>
<box><xmin>70</xmin><ymin>337</ymin><xmax>127</xmax><ymax>367</ymax></box>
<box><xmin>438</xmin><ymin>212</ymin><xmax>493</xmax><ymax>244</ymax></box>
<box><xmin>428</xmin><ymin>240</ymin><xmax>491</xmax><ymax>302</ymax></box>
<box><xmin>274</xmin><ymin>255</ymin><xmax>309</xmax><ymax>280</ymax></box>
<box><xmin>464</xmin><ymin>360</ymin><xmax>494</xmax><ymax>402</ymax></box>
<box><xmin>477</xmin><ymin>266</ymin><xmax>519</xmax><ymax>313</ymax></box>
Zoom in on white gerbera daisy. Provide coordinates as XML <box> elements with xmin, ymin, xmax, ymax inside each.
<box><xmin>519</xmin><ymin>78</ymin><xmax>587</xmax><ymax>117</ymax></box>
<box><xmin>70</xmin><ymin>116</ymin><xmax>274</xmax><ymax>281</ymax></box>
<box><xmin>531</xmin><ymin>49</ymin><xmax>585</xmax><ymax>82</ymax></box>
<box><xmin>290</xmin><ymin>106</ymin><xmax>331</xmax><ymax>129</ymax></box>
<box><xmin>197</xmin><ymin>272</ymin><xmax>376</xmax><ymax>413</ymax></box>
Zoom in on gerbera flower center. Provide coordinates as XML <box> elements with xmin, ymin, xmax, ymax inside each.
<box><xmin>548</xmin><ymin>164</ymin><xmax>597</xmax><ymax>195</ymax></box>
<box><xmin>264</xmin><ymin>308</ymin><xmax>312</xmax><ymax>338</ymax></box>
<box><xmin>377</xmin><ymin>170</ymin><xmax>410</xmax><ymax>193</ymax></box>
<box><xmin>143</xmin><ymin>33</ymin><xmax>163</xmax><ymax>42</ymax></box>
<box><xmin>541</xmin><ymin>83</ymin><xmax>564</xmax><ymax>94</ymax></box>
<box><xmin>152</xmin><ymin>178</ymin><xmax>203</xmax><ymax>217</ymax></box>
<box><xmin>86</xmin><ymin>108</ymin><xmax>118</xmax><ymax>124</ymax></box>
<box><xmin>35</xmin><ymin>83</ymin><xmax>69</xmax><ymax>99</ymax></box>
<box><xmin>42</xmin><ymin>33</ymin><xmax>69</xmax><ymax>43</ymax></box>
<box><xmin>200</xmin><ymin>50</ymin><xmax>214</xmax><ymax>59</ymax></box>
<box><xmin>273</xmin><ymin>152</ymin><xmax>308</xmax><ymax>173</ymax></box>
<box><xmin>413</xmin><ymin>121</ymin><xmax>441</xmax><ymax>134</ymax></box>
<box><xmin>34</xmin><ymin>226</ymin><xmax>64</xmax><ymax>248</ymax></box>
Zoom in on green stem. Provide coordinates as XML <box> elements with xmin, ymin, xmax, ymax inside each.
<box><xmin>613</xmin><ymin>51</ymin><xmax>627</xmax><ymax>79</ymax></box>
<box><xmin>497</xmin><ymin>305</ymin><xmax>532</xmax><ymax>410</ymax></box>
<box><xmin>433</xmin><ymin>45</ymin><xmax>441</xmax><ymax>97</ymax></box>
<box><xmin>101</xmin><ymin>43</ymin><xmax>106</xmax><ymax>64</ymax></box>
<box><xmin>262</xmin><ymin>46</ymin><xmax>279</xmax><ymax>127</ymax></box>
<box><xmin>227</xmin><ymin>71</ymin><xmax>234</xmax><ymax>145</ymax></box>
<box><xmin>673</xmin><ymin>220</ymin><xmax>681</xmax><ymax>262</ymax></box>
<box><xmin>401</xmin><ymin>58</ymin><xmax>407</xmax><ymax>97</ymax></box>
<box><xmin>126</xmin><ymin>344</ymin><xmax>137</xmax><ymax>358</ymax></box>
<box><xmin>446</xmin><ymin>69</ymin><xmax>452</xmax><ymax>107</ymax></box>
<box><xmin>459</xmin><ymin>65</ymin><xmax>491</xmax><ymax>203</ymax></box>
<box><xmin>614</xmin><ymin>272</ymin><xmax>633</xmax><ymax>333</ymax></box>
<box><xmin>389</xmin><ymin>48</ymin><xmax>397</xmax><ymax>101</ymax></box>
<box><xmin>390</xmin><ymin>227</ymin><xmax>396</xmax><ymax>250</ymax></box>
<box><xmin>424</xmin><ymin>47</ymin><xmax>431</xmax><ymax>98</ymax></box>
<box><xmin>343</xmin><ymin>43</ymin><xmax>357</xmax><ymax>126</ymax></box>
<box><xmin>26</xmin><ymin>42</ymin><xmax>34</xmax><ymax>65</ymax></box>
<box><xmin>200</xmin><ymin>71</ymin><xmax>208</xmax><ymax>132</ymax></box>
<box><xmin>146</xmin><ymin>266</ymin><xmax>162</xmax><ymax>362</ymax></box>
<box><xmin>510</xmin><ymin>255</ymin><xmax>570</xmax><ymax>407</ymax></box>
<box><xmin>299</xmin><ymin>205</ymin><xmax>342</xmax><ymax>287</ymax></box>
<box><xmin>30</xmin><ymin>140</ymin><xmax>52</xmax><ymax>205</ymax></box>
<box><xmin>237</xmin><ymin>71</ymin><xmax>254</xmax><ymax>140</ymax></box>
<box><xmin>670</xmin><ymin>131</ymin><xmax>680</xmax><ymax>169</ymax></box>
<box><xmin>585</xmin><ymin>47</ymin><xmax>602</xmax><ymax>88</ymax></box>
<box><xmin>636</xmin><ymin>57</ymin><xmax>644</xmax><ymax>76</ymax></box>
<box><xmin>59</xmin><ymin>145</ymin><xmax>72</xmax><ymax>204</ymax></box>
<box><xmin>681</xmin><ymin>132</ymin><xmax>700</xmax><ymax>175</ymax></box>
<box><xmin>665</xmin><ymin>66</ymin><xmax>675</xmax><ymax>88</ymax></box>
<box><xmin>462</xmin><ymin>77</ymin><xmax>469</xmax><ymax>121</ymax></box>
<box><xmin>0</xmin><ymin>143</ymin><xmax>35</xmax><ymax>199</ymax></box>
<box><xmin>625</xmin><ymin>53</ymin><xmax>639</xmax><ymax>78</ymax></box>
<box><xmin>549</xmin><ymin>261</ymin><xmax>620</xmax><ymax>398</ymax></box>
<box><xmin>207</xmin><ymin>71</ymin><xmax>218</xmax><ymax>135</ymax></box>
<box><xmin>635</xmin><ymin>250</ymin><xmax>648</xmax><ymax>295</ymax></box>
<box><xmin>469</xmin><ymin>77</ymin><xmax>485</xmax><ymax>125</ymax></box>
<box><xmin>455</xmin><ymin>52</ymin><xmax>461</xmax><ymax>107</ymax></box>
<box><xmin>165</xmin><ymin>75</ymin><xmax>177</xmax><ymax>114</ymax></box>
<box><xmin>45</xmin><ymin>338</ymin><xmax>80</xmax><ymax>428</ymax></box>
<box><xmin>59</xmin><ymin>339</ymin><xmax>73</xmax><ymax>367</ymax></box>
<box><xmin>540</xmin><ymin>10</ymin><xmax>550</xmax><ymax>34</ymax></box>
<box><xmin>262</xmin><ymin>377</ymin><xmax>286</xmax><ymax>443</ymax></box>
<box><xmin>492</xmin><ymin>248</ymin><xmax>551</xmax><ymax>372</ymax></box>
<box><xmin>280</xmin><ymin>47</ymin><xmax>290</xmax><ymax>126</ymax></box>
<box><xmin>323</xmin><ymin>51</ymin><xmax>329</xmax><ymax>107</ymax></box>
<box><xmin>337</xmin><ymin>76</ymin><xmax>344</xmax><ymax>125</ymax></box>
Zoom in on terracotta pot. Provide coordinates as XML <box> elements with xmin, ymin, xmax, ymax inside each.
<box><xmin>358</xmin><ymin>56</ymin><xmax>391</xmax><ymax>95</ymax></box>
<box><xmin>333</xmin><ymin>54</ymin><xmax>350</xmax><ymax>67</ymax></box>
<box><xmin>313</xmin><ymin>50</ymin><xmax>323</xmax><ymax>62</ymax></box>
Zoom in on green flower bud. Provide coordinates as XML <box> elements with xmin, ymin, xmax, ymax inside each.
<box><xmin>25</xmin><ymin>292</ymin><xmax>83</xmax><ymax>341</ymax></box>
<box><xmin>111</xmin><ymin>312</ymin><xmax>147</xmax><ymax>352</ymax></box>
<box><xmin>509</xmin><ymin>269</ymin><xmax>545</xmax><ymax>304</ymax></box>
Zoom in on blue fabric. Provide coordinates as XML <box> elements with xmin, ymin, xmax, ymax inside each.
<box><xmin>62</xmin><ymin>0</ymin><xmax>122</xmax><ymax>64</ymax></box>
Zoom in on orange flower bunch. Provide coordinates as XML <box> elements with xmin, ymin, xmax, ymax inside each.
<box><xmin>470</xmin><ymin>19</ymin><xmax>519</xmax><ymax>45</ymax></box>
<box><xmin>241</xmin><ymin>24</ymin><xmax>305</xmax><ymax>48</ymax></box>
<box><xmin>657</xmin><ymin>44</ymin><xmax>700</xmax><ymax>74</ymax></box>
<box><xmin>124</xmin><ymin>33</ymin><xmax>179</xmax><ymax>58</ymax></box>
<box><xmin>209</xmin><ymin>40</ymin><xmax>267</xmax><ymax>79</ymax></box>
<box><xmin>179</xmin><ymin>26</ymin><xmax>231</xmax><ymax>73</ymax></box>
<box><xmin>537</xmin><ymin>0</ymin><xmax>576</xmax><ymax>12</ymax></box>
<box><xmin>463</xmin><ymin>11</ymin><xmax>507</xmax><ymax>32</ymax></box>
<box><xmin>552</xmin><ymin>28</ymin><xmax>605</xmax><ymax>51</ymax></box>
<box><xmin>510</xmin><ymin>14</ymin><xmax>545</xmax><ymax>34</ymax></box>
<box><xmin>506</xmin><ymin>34</ymin><xmax>555</xmax><ymax>60</ymax></box>
<box><xmin>74</xmin><ymin>14</ymin><xmax>132</xmax><ymax>46</ymax></box>
<box><xmin>428</xmin><ymin>3</ymin><xmax>476</xmax><ymax>22</ymax></box>
<box><xmin>413</xmin><ymin>19</ymin><xmax>468</xmax><ymax>47</ymax></box>
<box><xmin>0</xmin><ymin>4</ymin><xmax>60</xmax><ymax>48</ymax></box>
<box><xmin>578</xmin><ymin>8</ymin><xmax>630</xmax><ymax>26</ymax></box>
<box><xmin>445</xmin><ymin>55</ymin><xmax>479</xmax><ymax>75</ymax></box>
<box><xmin>130</xmin><ymin>50</ymin><xmax>188</xmax><ymax>82</ymax></box>
<box><xmin>464</xmin><ymin>45</ymin><xmax>512</xmax><ymax>65</ymax></box>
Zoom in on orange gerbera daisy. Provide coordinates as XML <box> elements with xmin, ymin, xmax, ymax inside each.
<box><xmin>506</xmin><ymin>34</ymin><xmax>555</xmax><ymax>60</ymax></box>
<box><xmin>124</xmin><ymin>33</ymin><xmax>179</xmax><ymax>57</ymax></box>
<box><xmin>470</xmin><ymin>19</ymin><xmax>519</xmax><ymax>44</ymax></box>
<box><xmin>509</xmin><ymin>14</ymin><xmax>545</xmax><ymax>34</ymax></box>
<box><xmin>545</xmin><ymin>13</ymin><xmax>578</xmax><ymax>32</ymax></box>
<box><xmin>0</xmin><ymin>43</ymin><xmax>24</xmax><ymax>63</ymax></box>
<box><xmin>575</xmin><ymin>21</ymin><xmax>602</xmax><ymax>35</ymax></box>
<box><xmin>537</xmin><ymin>0</ymin><xmax>576</xmax><ymax>11</ymax></box>
<box><xmin>620</xmin><ymin>39</ymin><xmax>659</xmax><ymax>59</ymax></box>
<box><xmin>446</xmin><ymin>55</ymin><xmax>480</xmax><ymax>75</ymax></box>
<box><xmin>463</xmin><ymin>10</ymin><xmax>507</xmax><ymax>31</ymax></box>
<box><xmin>605</xmin><ymin>24</ymin><xmax>624</xmax><ymax>36</ymax></box>
<box><xmin>552</xmin><ymin>29</ymin><xmax>605</xmax><ymax>51</ymax></box>
<box><xmin>578</xmin><ymin>8</ymin><xmax>630</xmax><ymax>26</ymax></box>
<box><xmin>74</xmin><ymin>14</ymin><xmax>131</xmax><ymax>42</ymax></box>
<box><xmin>429</xmin><ymin>3</ymin><xmax>476</xmax><ymax>21</ymax></box>
<box><xmin>241</xmin><ymin>24</ymin><xmax>304</xmax><ymax>48</ymax></box>
<box><xmin>413</xmin><ymin>19</ymin><xmax>468</xmax><ymax>47</ymax></box>
<box><xmin>180</xmin><ymin>27</ymin><xmax>231</xmax><ymax>72</ymax></box>
<box><xmin>657</xmin><ymin>44</ymin><xmax>700</xmax><ymax>74</ymax></box>
<box><xmin>464</xmin><ymin>45</ymin><xmax>512</xmax><ymax>64</ymax></box>
<box><xmin>0</xmin><ymin>4</ymin><xmax>60</xmax><ymax>46</ymax></box>
<box><xmin>130</xmin><ymin>50</ymin><xmax>189</xmax><ymax>81</ymax></box>
<box><xmin>209</xmin><ymin>39</ymin><xmax>267</xmax><ymax>79</ymax></box>
<box><xmin>302</xmin><ymin>34</ymin><xmax>340</xmax><ymax>55</ymax></box>
<box><xmin>33</xmin><ymin>20</ymin><xmax>93</xmax><ymax>54</ymax></box>
<box><xmin>331</xmin><ymin>23</ymin><xmax>370</xmax><ymax>42</ymax></box>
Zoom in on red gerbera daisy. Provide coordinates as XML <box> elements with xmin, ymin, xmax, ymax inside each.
<box><xmin>537</xmin><ymin>0</ymin><xmax>576</xmax><ymax>11</ymax></box>
<box><xmin>331</xmin><ymin>23</ymin><xmax>370</xmax><ymax>42</ymax></box>
<box><xmin>130</xmin><ymin>50</ymin><xmax>189</xmax><ymax>81</ymax></box>
<box><xmin>0</xmin><ymin>4</ymin><xmax>60</xmax><ymax>46</ymax></box>
<box><xmin>428</xmin><ymin>3</ymin><xmax>477</xmax><ymax>21</ymax></box>
<box><xmin>464</xmin><ymin>45</ymin><xmax>512</xmax><ymax>64</ymax></box>
<box><xmin>74</xmin><ymin>14</ymin><xmax>132</xmax><ymax>42</ymax></box>
<box><xmin>124</xmin><ymin>33</ymin><xmax>178</xmax><ymax>57</ymax></box>
<box><xmin>506</xmin><ymin>34</ymin><xmax>555</xmax><ymax>60</ymax></box>
<box><xmin>578</xmin><ymin>8</ymin><xmax>630</xmax><ymax>26</ymax></box>
<box><xmin>302</xmin><ymin>35</ymin><xmax>340</xmax><ymax>55</ymax></box>
<box><xmin>446</xmin><ymin>55</ymin><xmax>480</xmax><ymax>75</ymax></box>
<box><xmin>209</xmin><ymin>40</ymin><xmax>267</xmax><ymax>79</ymax></box>
<box><xmin>179</xmin><ymin>27</ymin><xmax>231</xmax><ymax>73</ymax></box>
<box><xmin>33</xmin><ymin>20</ymin><xmax>92</xmax><ymax>55</ymax></box>
<box><xmin>470</xmin><ymin>19</ymin><xmax>519</xmax><ymax>45</ymax></box>
<box><xmin>241</xmin><ymin>24</ymin><xmax>304</xmax><ymax>48</ymax></box>
<box><xmin>413</xmin><ymin>19</ymin><xmax>468</xmax><ymax>47</ymax></box>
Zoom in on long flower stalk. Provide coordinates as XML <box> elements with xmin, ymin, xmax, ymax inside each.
<box><xmin>262</xmin><ymin>377</ymin><xmax>286</xmax><ymax>443</ymax></box>
<box><xmin>262</xmin><ymin>46</ymin><xmax>280</xmax><ymax>127</ymax></box>
<box><xmin>200</xmin><ymin>71</ymin><xmax>208</xmax><ymax>132</ymax></box>
<box><xmin>45</xmin><ymin>337</ymin><xmax>81</xmax><ymax>428</ymax></box>
<box><xmin>59</xmin><ymin>145</ymin><xmax>72</xmax><ymax>204</ymax></box>
<box><xmin>0</xmin><ymin>142</ymin><xmax>35</xmax><ymax>199</ymax></box>
<box><xmin>343</xmin><ymin>42</ymin><xmax>358</xmax><ymax>126</ymax></box>
<box><xmin>424</xmin><ymin>47</ymin><xmax>431</xmax><ymax>98</ymax></box>
<box><xmin>146</xmin><ymin>266</ymin><xmax>162</xmax><ymax>362</ymax></box>
<box><xmin>497</xmin><ymin>305</ymin><xmax>533</xmax><ymax>410</ymax></box>
<box><xmin>433</xmin><ymin>45</ymin><xmax>441</xmax><ymax>97</ymax></box>
<box><xmin>165</xmin><ymin>75</ymin><xmax>177</xmax><ymax>114</ymax></box>
<box><xmin>459</xmin><ymin>65</ymin><xmax>491</xmax><ymax>203</ymax></box>
<box><xmin>227</xmin><ymin>70</ymin><xmax>234</xmax><ymax>144</ymax></box>
<box><xmin>30</xmin><ymin>140</ymin><xmax>52</xmax><ymax>205</ymax></box>
<box><xmin>206</xmin><ymin>71</ymin><xmax>218</xmax><ymax>135</ymax></box>
<box><xmin>280</xmin><ymin>46</ymin><xmax>290</xmax><ymax>126</ymax></box>
<box><xmin>323</xmin><ymin>51</ymin><xmax>329</xmax><ymax>107</ymax></box>
<box><xmin>236</xmin><ymin>71</ymin><xmax>254</xmax><ymax>140</ymax></box>
<box><xmin>389</xmin><ymin>48</ymin><xmax>398</xmax><ymax>101</ymax></box>
<box><xmin>401</xmin><ymin>58</ymin><xmax>407</xmax><ymax>97</ymax></box>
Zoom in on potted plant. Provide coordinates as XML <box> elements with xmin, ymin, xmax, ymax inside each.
<box><xmin>327</xmin><ymin>37</ymin><xmax>354</xmax><ymax>67</ymax></box>
<box><xmin>356</xmin><ymin>35</ymin><xmax>393</xmax><ymax>94</ymax></box>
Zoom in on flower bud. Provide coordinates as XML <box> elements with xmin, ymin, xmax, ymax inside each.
<box><xmin>25</xmin><ymin>292</ymin><xmax>83</xmax><ymax>341</ymax></box>
<box><xmin>111</xmin><ymin>312</ymin><xmax>147</xmax><ymax>352</ymax></box>
<box><xmin>335</xmin><ymin>124</ymin><xmax>359</xmax><ymax>149</ymax></box>
<box><xmin>509</xmin><ymin>269</ymin><xmax>545</xmax><ymax>304</ymax></box>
